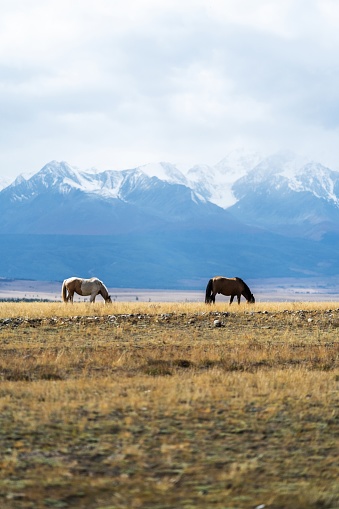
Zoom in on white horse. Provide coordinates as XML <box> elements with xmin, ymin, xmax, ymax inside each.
<box><xmin>61</xmin><ymin>277</ymin><xmax>112</xmax><ymax>303</ymax></box>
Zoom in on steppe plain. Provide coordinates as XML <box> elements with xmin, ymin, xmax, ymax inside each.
<box><xmin>2</xmin><ymin>277</ymin><xmax>339</xmax><ymax>302</ymax></box>
<box><xmin>0</xmin><ymin>279</ymin><xmax>338</xmax><ymax>509</ymax></box>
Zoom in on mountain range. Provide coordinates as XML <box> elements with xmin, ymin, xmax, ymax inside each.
<box><xmin>1</xmin><ymin>150</ymin><xmax>339</xmax><ymax>288</ymax></box>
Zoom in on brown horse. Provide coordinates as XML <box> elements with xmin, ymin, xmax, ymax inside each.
<box><xmin>205</xmin><ymin>276</ymin><xmax>255</xmax><ymax>305</ymax></box>
<box><xmin>61</xmin><ymin>277</ymin><xmax>112</xmax><ymax>303</ymax></box>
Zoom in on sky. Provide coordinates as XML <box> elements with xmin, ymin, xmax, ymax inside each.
<box><xmin>1</xmin><ymin>0</ymin><xmax>339</xmax><ymax>180</ymax></box>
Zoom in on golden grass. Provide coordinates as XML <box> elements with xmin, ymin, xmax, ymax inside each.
<box><xmin>1</xmin><ymin>299</ymin><xmax>339</xmax><ymax>318</ymax></box>
<box><xmin>0</xmin><ymin>301</ymin><xmax>338</xmax><ymax>509</ymax></box>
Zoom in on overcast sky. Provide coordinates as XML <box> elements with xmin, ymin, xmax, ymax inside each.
<box><xmin>1</xmin><ymin>0</ymin><xmax>339</xmax><ymax>179</ymax></box>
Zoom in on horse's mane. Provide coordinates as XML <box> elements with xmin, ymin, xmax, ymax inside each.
<box><xmin>235</xmin><ymin>277</ymin><xmax>252</xmax><ymax>296</ymax></box>
<box><xmin>99</xmin><ymin>280</ymin><xmax>110</xmax><ymax>299</ymax></box>
<box><xmin>235</xmin><ymin>276</ymin><xmax>245</xmax><ymax>284</ymax></box>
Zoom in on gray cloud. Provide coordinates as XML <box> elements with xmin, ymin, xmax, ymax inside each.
<box><xmin>1</xmin><ymin>0</ymin><xmax>339</xmax><ymax>178</ymax></box>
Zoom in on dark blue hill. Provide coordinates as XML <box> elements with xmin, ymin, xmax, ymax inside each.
<box><xmin>1</xmin><ymin>232</ymin><xmax>338</xmax><ymax>289</ymax></box>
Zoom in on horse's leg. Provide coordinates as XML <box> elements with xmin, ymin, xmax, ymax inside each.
<box><xmin>229</xmin><ymin>295</ymin><xmax>234</xmax><ymax>305</ymax></box>
<box><xmin>64</xmin><ymin>287</ymin><xmax>69</xmax><ymax>303</ymax></box>
<box><xmin>237</xmin><ymin>294</ymin><xmax>241</xmax><ymax>304</ymax></box>
<box><xmin>90</xmin><ymin>293</ymin><xmax>96</xmax><ymax>303</ymax></box>
<box><xmin>212</xmin><ymin>293</ymin><xmax>216</xmax><ymax>304</ymax></box>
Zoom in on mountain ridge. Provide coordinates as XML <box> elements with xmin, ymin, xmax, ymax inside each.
<box><xmin>1</xmin><ymin>150</ymin><xmax>339</xmax><ymax>286</ymax></box>
<box><xmin>2</xmin><ymin>150</ymin><xmax>339</xmax><ymax>238</ymax></box>
<box><xmin>3</xmin><ymin>150</ymin><xmax>339</xmax><ymax>210</ymax></box>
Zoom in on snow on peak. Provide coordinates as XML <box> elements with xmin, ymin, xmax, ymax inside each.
<box><xmin>214</xmin><ymin>149</ymin><xmax>263</xmax><ymax>181</ymax></box>
<box><xmin>288</xmin><ymin>162</ymin><xmax>339</xmax><ymax>203</ymax></box>
<box><xmin>5</xmin><ymin>150</ymin><xmax>339</xmax><ymax>210</ymax></box>
<box><xmin>138</xmin><ymin>162</ymin><xmax>187</xmax><ymax>185</ymax></box>
<box><xmin>33</xmin><ymin>161</ymin><xmax>84</xmax><ymax>190</ymax></box>
<box><xmin>232</xmin><ymin>152</ymin><xmax>339</xmax><ymax>206</ymax></box>
<box><xmin>185</xmin><ymin>150</ymin><xmax>264</xmax><ymax>208</ymax></box>
<box><xmin>251</xmin><ymin>150</ymin><xmax>311</xmax><ymax>179</ymax></box>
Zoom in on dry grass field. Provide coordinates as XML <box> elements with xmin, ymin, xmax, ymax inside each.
<box><xmin>0</xmin><ymin>301</ymin><xmax>338</xmax><ymax>509</ymax></box>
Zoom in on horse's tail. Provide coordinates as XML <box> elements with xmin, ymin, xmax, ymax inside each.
<box><xmin>205</xmin><ymin>278</ymin><xmax>213</xmax><ymax>303</ymax></box>
<box><xmin>61</xmin><ymin>280</ymin><xmax>67</xmax><ymax>302</ymax></box>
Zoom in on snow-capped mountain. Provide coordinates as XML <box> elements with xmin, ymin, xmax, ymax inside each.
<box><xmin>0</xmin><ymin>149</ymin><xmax>262</xmax><ymax>207</ymax></box>
<box><xmin>229</xmin><ymin>151</ymin><xmax>339</xmax><ymax>239</ymax></box>
<box><xmin>5</xmin><ymin>161</ymin><xmax>126</xmax><ymax>201</ymax></box>
<box><xmin>288</xmin><ymin>162</ymin><xmax>339</xmax><ymax>203</ymax></box>
<box><xmin>3</xmin><ymin>150</ymin><xmax>339</xmax><ymax>238</ymax></box>
<box><xmin>186</xmin><ymin>149</ymin><xmax>263</xmax><ymax>207</ymax></box>
<box><xmin>0</xmin><ymin>159</ymin><xmax>243</xmax><ymax>235</ymax></box>
<box><xmin>136</xmin><ymin>161</ymin><xmax>188</xmax><ymax>186</ymax></box>
<box><xmin>2</xmin><ymin>150</ymin><xmax>339</xmax><ymax>286</ymax></box>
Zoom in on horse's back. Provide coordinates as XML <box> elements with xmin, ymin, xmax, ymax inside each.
<box><xmin>87</xmin><ymin>277</ymin><xmax>102</xmax><ymax>284</ymax></box>
<box><xmin>213</xmin><ymin>276</ymin><xmax>243</xmax><ymax>294</ymax></box>
<box><xmin>64</xmin><ymin>276</ymin><xmax>80</xmax><ymax>285</ymax></box>
<box><xmin>81</xmin><ymin>278</ymin><xmax>102</xmax><ymax>294</ymax></box>
<box><xmin>213</xmin><ymin>276</ymin><xmax>237</xmax><ymax>283</ymax></box>
<box><xmin>66</xmin><ymin>277</ymin><xmax>100</xmax><ymax>286</ymax></box>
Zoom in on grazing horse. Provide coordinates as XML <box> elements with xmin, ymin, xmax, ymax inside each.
<box><xmin>205</xmin><ymin>276</ymin><xmax>255</xmax><ymax>305</ymax></box>
<box><xmin>61</xmin><ymin>277</ymin><xmax>112</xmax><ymax>303</ymax></box>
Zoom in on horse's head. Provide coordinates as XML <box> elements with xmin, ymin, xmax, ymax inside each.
<box><xmin>105</xmin><ymin>296</ymin><xmax>112</xmax><ymax>304</ymax></box>
<box><xmin>248</xmin><ymin>294</ymin><xmax>255</xmax><ymax>304</ymax></box>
